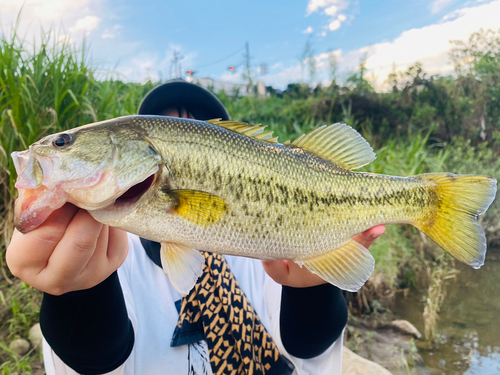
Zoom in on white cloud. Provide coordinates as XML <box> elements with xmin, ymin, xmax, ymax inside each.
<box><xmin>303</xmin><ymin>26</ymin><xmax>314</xmax><ymax>34</ymax></box>
<box><xmin>101</xmin><ymin>24</ymin><xmax>122</xmax><ymax>39</ymax></box>
<box><xmin>114</xmin><ymin>44</ymin><xmax>198</xmax><ymax>83</ymax></box>
<box><xmin>113</xmin><ymin>52</ymin><xmax>160</xmax><ymax>82</ymax></box>
<box><xmin>307</xmin><ymin>0</ymin><xmax>348</xmax><ymax>15</ymax></box>
<box><xmin>0</xmin><ymin>0</ymin><xmax>105</xmax><ymax>43</ymax></box>
<box><xmin>354</xmin><ymin>0</ymin><xmax>500</xmax><ymax>89</ymax></box>
<box><xmin>260</xmin><ymin>50</ymin><xmax>342</xmax><ymax>89</ymax></box>
<box><xmin>69</xmin><ymin>16</ymin><xmax>101</xmax><ymax>34</ymax></box>
<box><xmin>262</xmin><ymin>0</ymin><xmax>500</xmax><ymax>90</ymax></box>
<box><xmin>307</xmin><ymin>0</ymin><xmax>329</xmax><ymax>15</ymax></box>
<box><xmin>0</xmin><ymin>0</ymin><xmax>93</xmax><ymax>21</ymax></box>
<box><xmin>262</xmin><ymin>63</ymin><xmax>303</xmax><ymax>89</ymax></box>
<box><xmin>324</xmin><ymin>5</ymin><xmax>339</xmax><ymax>16</ymax></box>
<box><xmin>328</xmin><ymin>20</ymin><xmax>341</xmax><ymax>31</ymax></box>
<box><xmin>305</xmin><ymin>0</ymin><xmax>350</xmax><ymax>33</ymax></box>
<box><xmin>219</xmin><ymin>70</ymin><xmax>243</xmax><ymax>83</ymax></box>
<box><xmin>431</xmin><ymin>0</ymin><xmax>456</xmax><ymax>14</ymax></box>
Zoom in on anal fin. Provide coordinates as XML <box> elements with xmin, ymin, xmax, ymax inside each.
<box><xmin>299</xmin><ymin>240</ymin><xmax>375</xmax><ymax>292</ymax></box>
<box><xmin>160</xmin><ymin>242</ymin><xmax>205</xmax><ymax>294</ymax></box>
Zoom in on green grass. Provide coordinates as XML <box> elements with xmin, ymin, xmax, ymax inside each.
<box><xmin>0</xmin><ymin>28</ymin><xmax>150</xmax><ymax>374</ymax></box>
<box><xmin>0</xmin><ymin>25</ymin><xmax>499</xmax><ymax>373</ymax></box>
<box><xmin>0</xmin><ymin>28</ymin><xmax>154</xmax><ymax>248</ymax></box>
<box><xmin>0</xmin><ymin>279</ymin><xmax>43</xmax><ymax>374</ymax></box>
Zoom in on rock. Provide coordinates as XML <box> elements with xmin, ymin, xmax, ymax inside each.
<box><xmin>387</xmin><ymin>319</ymin><xmax>422</xmax><ymax>339</ymax></box>
<box><xmin>9</xmin><ymin>338</ymin><xmax>30</xmax><ymax>356</ymax></box>
<box><xmin>343</xmin><ymin>347</ymin><xmax>394</xmax><ymax>375</ymax></box>
<box><xmin>29</xmin><ymin>323</ymin><xmax>43</xmax><ymax>351</ymax></box>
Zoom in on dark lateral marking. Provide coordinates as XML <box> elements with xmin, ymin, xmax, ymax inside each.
<box><xmin>212</xmin><ymin>166</ymin><xmax>223</xmax><ymax>191</ymax></box>
<box><xmin>266</xmin><ymin>193</ymin><xmax>273</xmax><ymax>205</ymax></box>
<box><xmin>285</xmin><ymin>185</ymin><xmax>430</xmax><ymax>209</ymax></box>
<box><xmin>224</xmin><ymin>170</ymin><xmax>428</xmax><ymax>210</ymax></box>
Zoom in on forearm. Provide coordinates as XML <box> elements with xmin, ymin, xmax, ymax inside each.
<box><xmin>40</xmin><ymin>271</ymin><xmax>134</xmax><ymax>374</ymax></box>
<box><xmin>280</xmin><ymin>283</ymin><xmax>347</xmax><ymax>359</ymax></box>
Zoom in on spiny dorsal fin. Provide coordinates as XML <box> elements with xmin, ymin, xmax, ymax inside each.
<box><xmin>291</xmin><ymin>123</ymin><xmax>376</xmax><ymax>170</ymax></box>
<box><xmin>206</xmin><ymin>119</ymin><xmax>279</xmax><ymax>144</ymax></box>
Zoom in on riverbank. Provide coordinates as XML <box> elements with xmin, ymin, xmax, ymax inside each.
<box><xmin>345</xmin><ymin>249</ymin><xmax>500</xmax><ymax>375</ymax></box>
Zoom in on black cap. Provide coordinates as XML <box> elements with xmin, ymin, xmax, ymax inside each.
<box><xmin>138</xmin><ymin>79</ymin><xmax>230</xmax><ymax>121</ymax></box>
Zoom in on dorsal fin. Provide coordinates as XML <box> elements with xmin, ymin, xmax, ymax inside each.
<box><xmin>206</xmin><ymin>119</ymin><xmax>279</xmax><ymax>144</ymax></box>
<box><xmin>291</xmin><ymin>123</ymin><xmax>376</xmax><ymax>170</ymax></box>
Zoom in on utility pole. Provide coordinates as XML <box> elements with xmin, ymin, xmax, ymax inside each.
<box><xmin>244</xmin><ymin>42</ymin><xmax>253</xmax><ymax>93</ymax></box>
<box><xmin>170</xmin><ymin>50</ymin><xmax>184</xmax><ymax>79</ymax></box>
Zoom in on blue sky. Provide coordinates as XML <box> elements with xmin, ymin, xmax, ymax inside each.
<box><xmin>1</xmin><ymin>0</ymin><xmax>499</xmax><ymax>89</ymax></box>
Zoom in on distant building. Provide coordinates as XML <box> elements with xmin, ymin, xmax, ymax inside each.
<box><xmin>186</xmin><ymin>76</ymin><xmax>269</xmax><ymax>98</ymax></box>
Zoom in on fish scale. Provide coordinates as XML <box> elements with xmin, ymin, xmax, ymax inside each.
<box><xmin>125</xmin><ymin>117</ymin><xmax>436</xmax><ymax>259</ymax></box>
<box><xmin>11</xmin><ymin>115</ymin><xmax>497</xmax><ymax>293</ymax></box>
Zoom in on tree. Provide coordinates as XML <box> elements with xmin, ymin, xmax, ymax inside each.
<box><xmin>450</xmin><ymin>28</ymin><xmax>500</xmax><ymax>135</ymax></box>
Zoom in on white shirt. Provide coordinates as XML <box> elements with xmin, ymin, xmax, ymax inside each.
<box><xmin>43</xmin><ymin>233</ymin><xmax>343</xmax><ymax>375</ymax></box>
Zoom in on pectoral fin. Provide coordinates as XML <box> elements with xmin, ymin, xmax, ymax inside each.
<box><xmin>298</xmin><ymin>240</ymin><xmax>375</xmax><ymax>292</ymax></box>
<box><xmin>164</xmin><ymin>189</ymin><xmax>227</xmax><ymax>226</ymax></box>
<box><xmin>160</xmin><ymin>242</ymin><xmax>205</xmax><ymax>294</ymax></box>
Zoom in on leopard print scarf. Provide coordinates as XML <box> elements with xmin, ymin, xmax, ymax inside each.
<box><xmin>171</xmin><ymin>252</ymin><xmax>294</xmax><ymax>375</ymax></box>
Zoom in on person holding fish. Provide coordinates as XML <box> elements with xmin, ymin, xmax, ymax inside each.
<box><xmin>7</xmin><ymin>78</ymin><xmax>495</xmax><ymax>375</ymax></box>
<box><xmin>6</xmin><ymin>80</ymin><xmax>386</xmax><ymax>375</ymax></box>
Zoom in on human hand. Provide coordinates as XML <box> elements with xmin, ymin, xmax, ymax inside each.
<box><xmin>6</xmin><ymin>203</ymin><xmax>129</xmax><ymax>295</ymax></box>
<box><xmin>262</xmin><ymin>225</ymin><xmax>386</xmax><ymax>288</ymax></box>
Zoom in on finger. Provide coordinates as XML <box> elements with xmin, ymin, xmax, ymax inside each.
<box><xmin>262</xmin><ymin>260</ymin><xmax>290</xmax><ymax>285</ymax></box>
<box><xmin>106</xmin><ymin>228</ymin><xmax>129</xmax><ymax>268</ymax></box>
<box><xmin>352</xmin><ymin>225</ymin><xmax>386</xmax><ymax>249</ymax></box>
<box><xmin>81</xmin><ymin>224</ymin><xmax>110</xmax><ymax>277</ymax></box>
<box><xmin>6</xmin><ymin>204</ymin><xmax>79</xmax><ymax>271</ymax></box>
<box><xmin>46</xmin><ymin>210</ymin><xmax>103</xmax><ymax>278</ymax></box>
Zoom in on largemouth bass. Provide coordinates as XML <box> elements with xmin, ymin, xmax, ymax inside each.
<box><xmin>11</xmin><ymin>116</ymin><xmax>497</xmax><ymax>293</ymax></box>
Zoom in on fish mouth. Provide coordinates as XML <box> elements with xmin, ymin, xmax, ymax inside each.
<box><xmin>112</xmin><ymin>173</ymin><xmax>156</xmax><ymax>208</ymax></box>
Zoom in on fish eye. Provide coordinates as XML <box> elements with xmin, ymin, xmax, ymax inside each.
<box><xmin>52</xmin><ymin>133</ymin><xmax>73</xmax><ymax>149</ymax></box>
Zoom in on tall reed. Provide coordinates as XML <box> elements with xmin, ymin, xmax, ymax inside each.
<box><xmin>0</xmin><ymin>28</ymin><xmax>153</xmax><ymax>248</ymax></box>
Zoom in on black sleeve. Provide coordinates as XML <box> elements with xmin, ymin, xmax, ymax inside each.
<box><xmin>40</xmin><ymin>271</ymin><xmax>134</xmax><ymax>375</ymax></box>
<box><xmin>279</xmin><ymin>283</ymin><xmax>347</xmax><ymax>359</ymax></box>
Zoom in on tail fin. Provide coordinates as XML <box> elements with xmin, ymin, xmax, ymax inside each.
<box><xmin>415</xmin><ymin>173</ymin><xmax>497</xmax><ymax>269</ymax></box>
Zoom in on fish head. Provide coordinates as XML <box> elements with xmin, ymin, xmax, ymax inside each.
<box><xmin>12</xmin><ymin>120</ymin><xmax>162</xmax><ymax>233</ymax></box>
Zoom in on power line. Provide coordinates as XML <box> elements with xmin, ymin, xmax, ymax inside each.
<box><xmin>193</xmin><ymin>46</ymin><xmax>246</xmax><ymax>70</ymax></box>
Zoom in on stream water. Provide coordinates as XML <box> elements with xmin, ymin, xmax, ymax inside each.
<box><xmin>391</xmin><ymin>252</ymin><xmax>500</xmax><ymax>375</ymax></box>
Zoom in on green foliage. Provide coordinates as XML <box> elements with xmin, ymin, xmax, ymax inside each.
<box><xmin>0</xmin><ymin>28</ymin><xmax>154</xmax><ymax>248</ymax></box>
<box><xmin>0</xmin><ymin>279</ymin><xmax>42</xmax><ymax>374</ymax></box>
<box><xmin>0</xmin><ymin>25</ymin><xmax>499</xmax><ymax>371</ymax></box>
<box><xmin>444</xmin><ymin>136</ymin><xmax>500</xmax><ymax>246</ymax></box>
<box><xmin>0</xmin><ymin>27</ymin><xmax>152</xmax><ymax>372</ymax></box>
<box><xmin>368</xmin><ymin>225</ymin><xmax>415</xmax><ymax>288</ymax></box>
<box><xmin>450</xmin><ymin>29</ymin><xmax>500</xmax><ymax>131</ymax></box>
